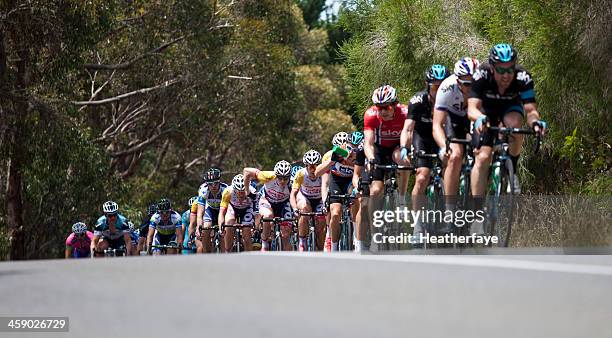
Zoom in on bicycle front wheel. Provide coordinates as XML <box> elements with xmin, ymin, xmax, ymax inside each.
<box><xmin>492</xmin><ymin>159</ymin><xmax>516</xmax><ymax>247</ymax></box>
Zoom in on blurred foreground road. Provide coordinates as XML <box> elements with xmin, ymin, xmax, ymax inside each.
<box><xmin>1</xmin><ymin>252</ymin><xmax>611</xmax><ymax>338</ymax></box>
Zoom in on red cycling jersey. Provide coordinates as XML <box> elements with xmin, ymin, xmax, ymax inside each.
<box><xmin>363</xmin><ymin>104</ymin><xmax>408</xmax><ymax>148</ymax></box>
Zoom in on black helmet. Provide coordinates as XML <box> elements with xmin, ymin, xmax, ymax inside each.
<box><xmin>203</xmin><ymin>168</ymin><xmax>221</xmax><ymax>182</ymax></box>
<box><xmin>157</xmin><ymin>198</ymin><xmax>172</xmax><ymax>212</ymax></box>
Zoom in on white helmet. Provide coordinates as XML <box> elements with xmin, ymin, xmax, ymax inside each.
<box><xmin>232</xmin><ymin>174</ymin><xmax>246</xmax><ymax>191</ymax></box>
<box><xmin>454</xmin><ymin>57</ymin><xmax>480</xmax><ymax>77</ymax></box>
<box><xmin>102</xmin><ymin>201</ymin><xmax>119</xmax><ymax>214</ymax></box>
<box><xmin>371</xmin><ymin>85</ymin><xmax>398</xmax><ymax>105</ymax></box>
<box><xmin>72</xmin><ymin>222</ymin><xmax>87</xmax><ymax>235</ymax></box>
<box><xmin>273</xmin><ymin>160</ymin><xmax>291</xmax><ymax>177</ymax></box>
<box><xmin>303</xmin><ymin>150</ymin><xmax>322</xmax><ymax>165</ymax></box>
<box><xmin>332</xmin><ymin>132</ymin><xmax>349</xmax><ymax>147</ymax></box>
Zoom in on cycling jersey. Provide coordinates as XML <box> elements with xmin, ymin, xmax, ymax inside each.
<box><xmin>190</xmin><ymin>200</ymin><xmax>198</xmax><ymax>214</ymax></box>
<box><xmin>257</xmin><ymin>170</ymin><xmax>290</xmax><ymax>203</ymax></box>
<box><xmin>435</xmin><ymin>75</ymin><xmax>470</xmax><ymax>138</ymax></box>
<box><xmin>291</xmin><ymin>168</ymin><xmax>322</xmax><ymax>199</ymax></box>
<box><xmin>149</xmin><ymin>211</ymin><xmax>182</xmax><ymax>235</ymax></box>
<box><xmin>181</xmin><ymin>210</ymin><xmax>191</xmax><ymax>247</ymax></box>
<box><xmin>363</xmin><ymin>104</ymin><xmax>408</xmax><ymax>148</ymax></box>
<box><xmin>94</xmin><ymin>214</ymin><xmax>130</xmax><ymax>240</ymax></box>
<box><xmin>408</xmin><ymin>91</ymin><xmax>434</xmax><ymax>137</ymax></box>
<box><xmin>66</xmin><ymin>231</ymin><xmax>94</xmax><ymax>255</ymax></box>
<box><xmin>322</xmin><ymin>150</ymin><xmax>355</xmax><ymax>178</ymax></box>
<box><xmin>469</xmin><ymin>63</ymin><xmax>536</xmax><ymax>121</ymax></box>
<box><xmin>197</xmin><ymin>183</ymin><xmax>228</xmax><ymax>209</ymax></box>
<box><xmin>220</xmin><ymin>185</ymin><xmax>257</xmax><ymax>210</ymax></box>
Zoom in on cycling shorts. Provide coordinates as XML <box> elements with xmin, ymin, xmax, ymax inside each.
<box><xmin>413</xmin><ymin>131</ymin><xmax>439</xmax><ymax>168</ymax></box>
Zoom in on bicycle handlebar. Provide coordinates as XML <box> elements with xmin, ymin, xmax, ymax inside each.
<box><xmin>296</xmin><ymin>211</ymin><xmax>326</xmax><ymax>217</ymax></box>
<box><xmin>477</xmin><ymin>126</ymin><xmax>543</xmax><ymax>153</ymax></box>
<box><xmin>221</xmin><ymin>224</ymin><xmax>254</xmax><ymax>230</ymax></box>
<box><xmin>372</xmin><ymin>164</ymin><xmax>414</xmax><ymax>171</ymax></box>
<box><xmin>260</xmin><ymin>217</ymin><xmax>296</xmax><ymax>223</ymax></box>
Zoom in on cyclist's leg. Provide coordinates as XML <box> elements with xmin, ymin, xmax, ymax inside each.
<box><xmin>368</xmin><ymin>145</ymin><xmax>388</xmax><ymax>199</ymax></box>
<box><xmin>313</xmin><ymin>200</ymin><xmax>326</xmax><ymax>250</ymax></box>
<box><xmin>503</xmin><ymin>109</ymin><xmax>525</xmax><ymax>174</ymax></box>
<box><xmin>296</xmin><ymin>192</ymin><xmax>311</xmax><ymax>250</ymax></box>
<box><xmin>238</xmin><ymin>206</ymin><xmax>254</xmax><ymax>252</ymax></box>
<box><xmin>276</xmin><ymin>201</ymin><xmax>293</xmax><ymax>251</ymax></box>
<box><xmin>259</xmin><ymin>197</ymin><xmax>274</xmax><ymax>251</ymax></box>
<box><xmin>224</xmin><ymin>205</ymin><xmax>237</xmax><ymax>252</ymax></box>
<box><xmin>392</xmin><ymin>146</ymin><xmax>411</xmax><ymax>204</ymax></box>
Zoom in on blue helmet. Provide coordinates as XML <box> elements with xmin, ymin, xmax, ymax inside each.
<box><xmin>425</xmin><ymin>64</ymin><xmax>449</xmax><ymax>83</ymax></box>
<box><xmin>489</xmin><ymin>43</ymin><xmax>516</xmax><ymax>64</ymax></box>
<box><xmin>350</xmin><ymin>131</ymin><xmax>364</xmax><ymax>145</ymax></box>
<box><xmin>290</xmin><ymin>165</ymin><xmax>303</xmax><ymax>178</ymax></box>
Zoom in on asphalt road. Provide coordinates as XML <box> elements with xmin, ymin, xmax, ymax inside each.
<box><xmin>1</xmin><ymin>253</ymin><xmax>611</xmax><ymax>338</ymax></box>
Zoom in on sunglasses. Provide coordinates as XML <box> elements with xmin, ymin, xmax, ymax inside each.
<box><xmin>277</xmin><ymin>176</ymin><xmax>290</xmax><ymax>181</ymax></box>
<box><xmin>75</xmin><ymin>233</ymin><xmax>85</xmax><ymax>237</ymax></box>
<box><xmin>494</xmin><ymin>65</ymin><xmax>515</xmax><ymax>75</ymax></box>
<box><xmin>106</xmin><ymin>213</ymin><xmax>117</xmax><ymax>218</ymax></box>
<box><xmin>457</xmin><ymin>79</ymin><xmax>472</xmax><ymax>86</ymax></box>
<box><xmin>160</xmin><ymin>210</ymin><xmax>171</xmax><ymax>214</ymax></box>
<box><xmin>376</xmin><ymin>104</ymin><xmax>393</xmax><ymax>110</ymax></box>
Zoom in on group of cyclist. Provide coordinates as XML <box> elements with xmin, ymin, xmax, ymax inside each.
<box><xmin>65</xmin><ymin>43</ymin><xmax>547</xmax><ymax>258</ymax></box>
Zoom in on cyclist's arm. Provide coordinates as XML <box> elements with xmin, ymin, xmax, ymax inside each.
<box><xmin>91</xmin><ymin>235</ymin><xmax>100</xmax><ymax>253</ymax></box>
<box><xmin>218</xmin><ymin>207</ymin><xmax>227</xmax><ymax>228</ymax></box>
<box><xmin>352</xmin><ymin>165</ymin><xmax>363</xmax><ymax>191</ymax></box>
<box><xmin>315</xmin><ymin>158</ymin><xmax>332</xmax><ymax>177</ymax></box>
<box><xmin>243</xmin><ymin>167</ymin><xmax>259</xmax><ymax>191</ymax></box>
<box><xmin>290</xmin><ymin>187</ymin><xmax>299</xmax><ymax>211</ymax></box>
<box><xmin>123</xmin><ymin>232</ymin><xmax>132</xmax><ymax>255</ymax></box>
<box><xmin>196</xmin><ymin>203</ymin><xmax>204</xmax><ymax>229</ymax></box>
<box><xmin>364</xmin><ymin>129</ymin><xmax>376</xmax><ymax>161</ymax></box>
<box><xmin>175</xmin><ymin>225</ymin><xmax>182</xmax><ymax>247</ymax></box>
<box><xmin>146</xmin><ymin>226</ymin><xmax>155</xmax><ymax>250</ymax></box>
<box><xmin>467</xmin><ymin>98</ymin><xmax>485</xmax><ymax>122</ymax></box>
<box><xmin>524</xmin><ymin>103</ymin><xmax>541</xmax><ymax>128</ymax></box>
<box><xmin>321</xmin><ymin>172</ymin><xmax>329</xmax><ymax>204</ymax></box>
<box><xmin>188</xmin><ymin>211</ymin><xmax>196</xmax><ymax>238</ymax></box>
<box><xmin>432</xmin><ymin>108</ymin><xmax>449</xmax><ymax>150</ymax></box>
<box><xmin>65</xmin><ymin>246</ymin><xmax>72</xmax><ymax>259</ymax></box>
<box><xmin>400</xmin><ymin>118</ymin><xmax>414</xmax><ymax>150</ymax></box>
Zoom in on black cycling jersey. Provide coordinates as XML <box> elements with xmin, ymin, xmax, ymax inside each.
<box><xmin>469</xmin><ymin>63</ymin><xmax>536</xmax><ymax>122</ymax></box>
<box><xmin>407</xmin><ymin>91</ymin><xmax>434</xmax><ymax>137</ymax></box>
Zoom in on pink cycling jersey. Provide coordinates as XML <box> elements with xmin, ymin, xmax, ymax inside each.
<box><xmin>66</xmin><ymin>231</ymin><xmax>94</xmax><ymax>253</ymax></box>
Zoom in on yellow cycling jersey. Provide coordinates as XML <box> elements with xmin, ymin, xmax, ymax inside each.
<box><xmin>256</xmin><ymin>170</ymin><xmax>290</xmax><ymax>203</ymax></box>
<box><xmin>322</xmin><ymin>150</ymin><xmax>355</xmax><ymax>178</ymax></box>
<box><xmin>292</xmin><ymin>168</ymin><xmax>322</xmax><ymax>198</ymax></box>
<box><xmin>220</xmin><ymin>186</ymin><xmax>254</xmax><ymax>210</ymax></box>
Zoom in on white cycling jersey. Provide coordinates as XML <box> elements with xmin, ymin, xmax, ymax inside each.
<box><xmin>435</xmin><ymin>74</ymin><xmax>467</xmax><ymax>117</ymax></box>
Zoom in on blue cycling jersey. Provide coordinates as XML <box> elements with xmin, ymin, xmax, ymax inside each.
<box><xmin>94</xmin><ymin>214</ymin><xmax>130</xmax><ymax>240</ymax></box>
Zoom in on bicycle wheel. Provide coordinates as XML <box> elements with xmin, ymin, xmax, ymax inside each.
<box><xmin>494</xmin><ymin>159</ymin><xmax>516</xmax><ymax>247</ymax></box>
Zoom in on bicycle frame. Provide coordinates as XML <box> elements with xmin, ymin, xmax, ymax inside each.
<box><xmin>221</xmin><ymin>224</ymin><xmax>254</xmax><ymax>253</ymax></box>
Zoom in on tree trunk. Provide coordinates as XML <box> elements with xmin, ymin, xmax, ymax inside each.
<box><xmin>7</xmin><ymin>48</ymin><xmax>28</xmax><ymax>260</ymax></box>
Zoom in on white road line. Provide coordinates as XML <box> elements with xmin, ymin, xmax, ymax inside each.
<box><xmin>253</xmin><ymin>252</ymin><xmax>612</xmax><ymax>276</ymax></box>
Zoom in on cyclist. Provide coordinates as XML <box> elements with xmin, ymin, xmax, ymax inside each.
<box><xmin>365</xmin><ymin>84</ymin><xmax>411</xmax><ymax>205</ymax></box>
<box><xmin>400</xmin><ymin>65</ymin><xmax>449</xmax><ymax>237</ymax></box>
<box><xmin>147</xmin><ymin>198</ymin><xmax>182</xmax><ymax>255</ymax></box>
<box><xmin>194</xmin><ymin>168</ymin><xmax>228</xmax><ymax>253</ymax></box>
<box><xmin>350</xmin><ymin>131</ymin><xmax>367</xmax><ymax>252</ymax></box>
<box><xmin>315</xmin><ymin>132</ymin><xmax>358</xmax><ymax>252</ymax></box>
<box><xmin>128</xmin><ymin>221</ymin><xmax>139</xmax><ymax>256</ymax></box>
<box><xmin>137</xmin><ymin>203</ymin><xmax>157</xmax><ymax>254</ymax></box>
<box><xmin>433</xmin><ymin>58</ymin><xmax>479</xmax><ymax>229</ymax></box>
<box><xmin>65</xmin><ymin>222</ymin><xmax>93</xmax><ymax>258</ymax></box>
<box><xmin>290</xmin><ymin>150</ymin><xmax>325</xmax><ymax>252</ymax></box>
<box><xmin>468</xmin><ymin>43</ymin><xmax>547</xmax><ymax>232</ymax></box>
<box><xmin>218</xmin><ymin>174</ymin><xmax>256</xmax><ymax>252</ymax></box>
<box><xmin>91</xmin><ymin>201</ymin><xmax>132</xmax><ymax>256</ymax></box>
<box><xmin>244</xmin><ymin>160</ymin><xmax>294</xmax><ymax>251</ymax></box>
<box><xmin>181</xmin><ymin>196</ymin><xmax>198</xmax><ymax>254</ymax></box>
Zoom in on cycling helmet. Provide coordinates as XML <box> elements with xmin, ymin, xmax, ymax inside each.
<box><xmin>371</xmin><ymin>85</ymin><xmax>398</xmax><ymax>105</ymax></box>
<box><xmin>72</xmin><ymin>222</ymin><xmax>87</xmax><ymax>235</ymax></box>
<box><xmin>454</xmin><ymin>57</ymin><xmax>480</xmax><ymax>77</ymax></box>
<box><xmin>204</xmin><ymin>168</ymin><xmax>221</xmax><ymax>182</ymax></box>
<box><xmin>350</xmin><ymin>131</ymin><xmax>364</xmax><ymax>145</ymax></box>
<box><xmin>232</xmin><ymin>174</ymin><xmax>246</xmax><ymax>191</ymax></box>
<box><xmin>488</xmin><ymin>43</ymin><xmax>516</xmax><ymax>64</ymax></box>
<box><xmin>187</xmin><ymin>196</ymin><xmax>197</xmax><ymax>207</ymax></box>
<box><xmin>332</xmin><ymin>132</ymin><xmax>349</xmax><ymax>147</ymax></box>
<box><xmin>291</xmin><ymin>165</ymin><xmax>303</xmax><ymax>178</ymax></box>
<box><xmin>303</xmin><ymin>150</ymin><xmax>322</xmax><ymax>165</ymax></box>
<box><xmin>274</xmin><ymin>160</ymin><xmax>291</xmax><ymax>177</ymax></box>
<box><xmin>425</xmin><ymin>64</ymin><xmax>449</xmax><ymax>83</ymax></box>
<box><xmin>147</xmin><ymin>203</ymin><xmax>157</xmax><ymax>216</ymax></box>
<box><xmin>127</xmin><ymin>221</ymin><xmax>135</xmax><ymax>232</ymax></box>
<box><xmin>158</xmin><ymin>198</ymin><xmax>172</xmax><ymax>212</ymax></box>
<box><xmin>102</xmin><ymin>201</ymin><xmax>119</xmax><ymax>214</ymax></box>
